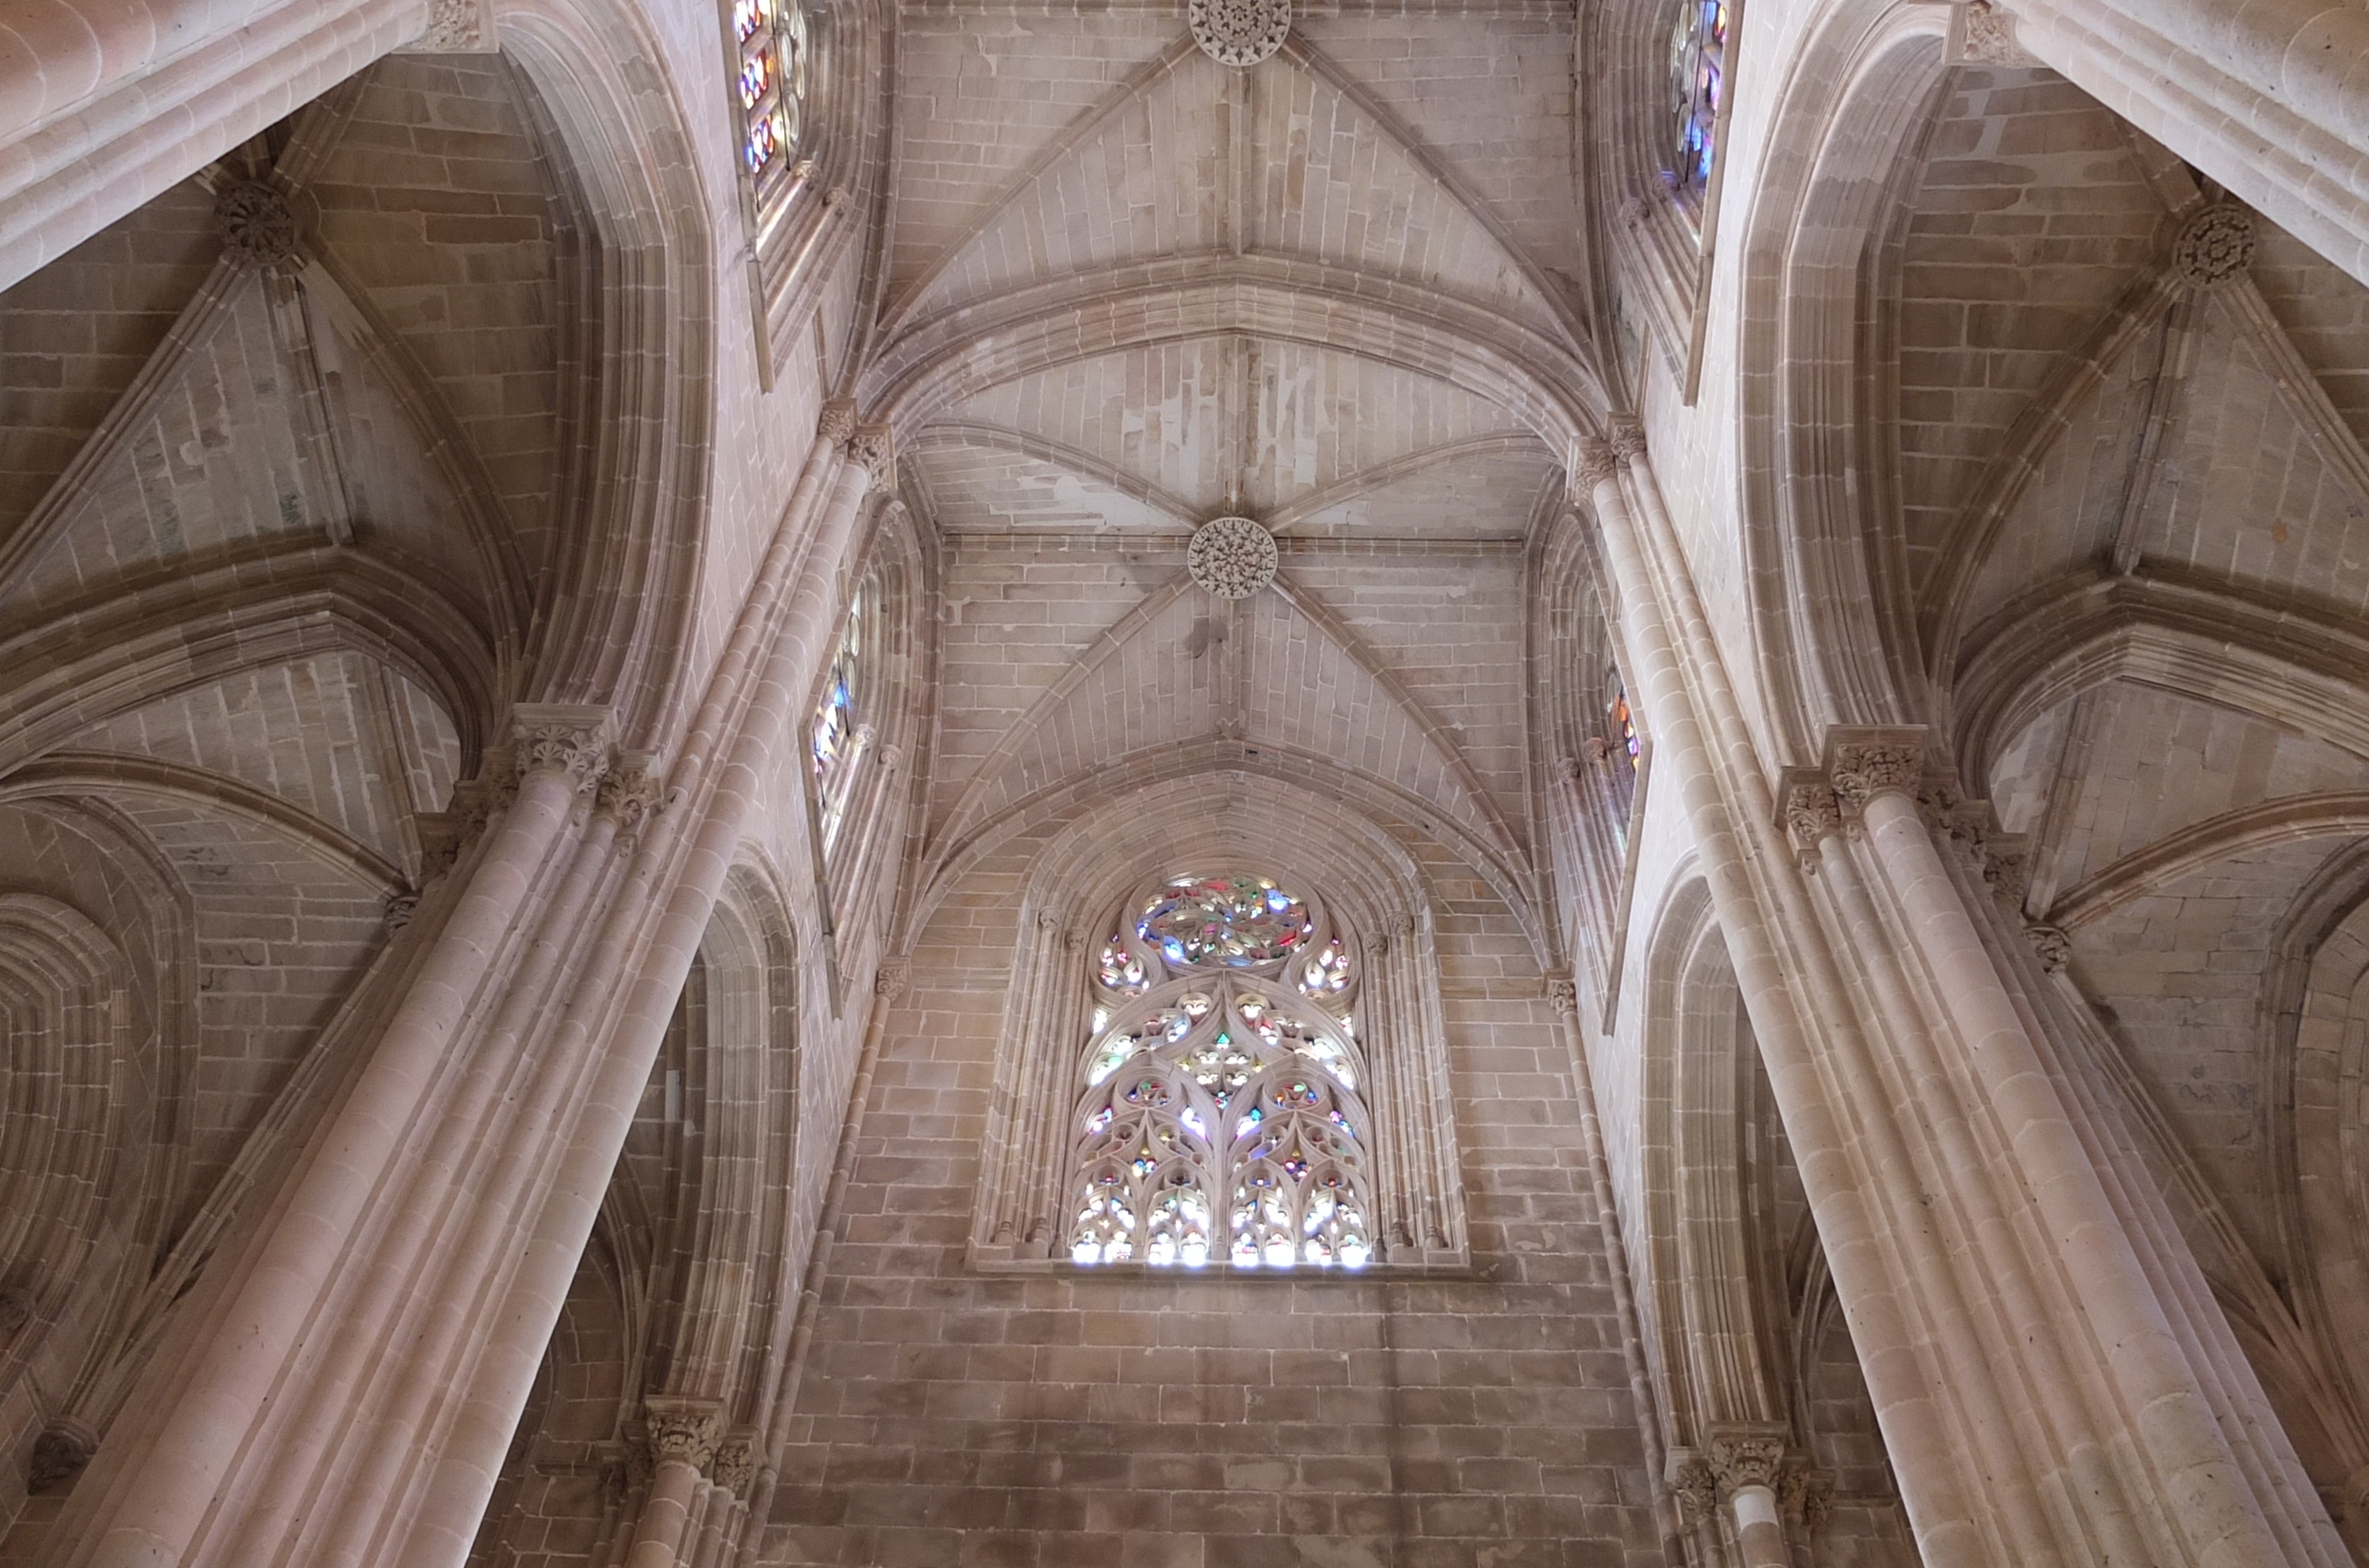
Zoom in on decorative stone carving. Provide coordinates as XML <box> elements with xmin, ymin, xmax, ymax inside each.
<box><xmin>596</xmin><ymin>751</ymin><xmax>665</xmax><ymax>840</ymax></box>
<box><xmin>1189</xmin><ymin>0</ymin><xmax>1290</xmax><ymax>67</ymax></box>
<box><xmin>1573</xmin><ymin>439</ymin><xmax>1619</xmax><ymax>491</ymax></box>
<box><xmin>1667</xmin><ymin>1451</ymin><xmax>1716</xmax><ymax>1520</ymax></box>
<box><xmin>1983</xmin><ymin>841</ymin><xmax>2030</xmax><ymax>907</ymax></box>
<box><xmin>1607</xmin><ymin>417</ymin><xmax>1647</xmax><ymax>464</ymax></box>
<box><xmin>215</xmin><ymin>181</ymin><xmax>301</xmax><ymax>272</ymax></box>
<box><xmin>2024</xmin><ymin>924</ymin><xmax>2072</xmax><ymax>973</ymax></box>
<box><xmin>1545</xmin><ymin>975</ymin><xmax>1578</xmax><ymax>1015</ymax></box>
<box><xmin>2172</xmin><ymin>203</ymin><xmax>2255</xmax><ymax>290</ymax></box>
<box><xmin>412</xmin><ymin>0</ymin><xmax>495</xmax><ymax>50</ymax></box>
<box><xmin>818</xmin><ymin>399</ymin><xmax>859</xmax><ymax>444</ymax></box>
<box><xmin>847</xmin><ymin>424</ymin><xmax>897</xmax><ymax>487</ymax></box>
<box><xmin>383</xmin><ymin>893</ymin><xmax>420</xmax><ymax>933</ymax></box>
<box><xmin>1780</xmin><ymin>1465</ymin><xmax>1835</xmax><ymax>1532</ymax></box>
<box><xmin>1706</xmin><ymin>1433</ymin><xmax>1787</xmax><ymax>1496</ymax></box>
<box><xmin>1186</xmin><ymin>516</ymin><xmax>1279</xmax><ymax>599</ymax></box>
<box><xmin>1951</xmin><ymin>1</ymin><xmax>2036</xmax><ymax>66</ymax></box>
<box><xmin>27</xmin><ymin>1420</ymin><xmax>96</xmax><ymax>1493</ymax></box>
<box><xmin>708</xmin><ymin>1432</ymin><xmax>757</xmax><ymax>1495</ymax></box>
<box><xmin>875</xmin><ymin>957</ymin><xmax>910</xmax><ymax>1001</ymax></box>
<box><xmin>1829</xmin><ymin>743</ymin><xmax>1922</xmax><ymax>813</ymax></box>
<box><xmin>511</xmin><ymin>704</ymin><xmax>615</xmax><ymax>797</ymax></box>
<box><xmin>644</xmin><ymin>1396</ymin><xmax>723</xmax><ymax>1470</ymax></box>
<box><xmin>1783</xmin><ymin>781</ymin><xmax>1842</xmax><ymax>861</ymax></box>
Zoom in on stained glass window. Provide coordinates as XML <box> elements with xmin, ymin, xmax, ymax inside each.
<box><xmin>1668</xmin><ymin>0</ymin><xmax>1730</xmax><ymax>196</ymax></box>
<box><xmin>1071</xmin><ymin>873</ymin><xmax>1374</xmax><ymax>1269</ymax></box>
<box><xmin>1603</xmin><ymin>670</ymin><xmax>1641</xmax><ymax>829</ymax></box>
<box><xmin>732</xmin><ymin>0</ymin><xmax>812</xmax><ymax>209</ymax></box>
<box><xmin>811</xmin><ymin>582</ymin><xmax>866</xmax><ymax>848</ymax></box>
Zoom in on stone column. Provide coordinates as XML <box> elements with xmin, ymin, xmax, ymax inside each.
<box><xmin>2006</xmin><ymin>0</ymin><xmax>2369</xmax><ymax>288</ymax></box>
<box><xmin>401</xmin><ymin>417</ymin><xmax>890</xmax><ymax>1565</ymax></box>
<box><xmin>0</xmin><ymin>0</ymin><xmax>436</xmax><ymax>292</ymax></box>
<box><xmin>1833</xmin><ymin>735</ymin><xmax>2303</xmax><ymax>1567</ymax></box>
<box><xmin>625</xmin><ymin>1398</ymin><xmax>722</xmax><ymax>1568</ymax></box>
<box><xmin>1571</xmin><ymin>437</ymin><xmax>1991</xmax><ymax>1565</ymax></box>
<box><xmin>1708</xmin><ymin>1433</ymin><xmax>1791</xmax><ymax>1568</ymax></box>
<box><xmin>67</xmin><ymin>704</ymin><xmax>612</xmax><ymax>1568</ymax></box>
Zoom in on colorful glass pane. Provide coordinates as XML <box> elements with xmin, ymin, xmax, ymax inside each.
<box><xmin>1136</xmin><ymin>874</ymin><xmax>1312</xmax><ymax>968</ymax></box>
<box><xmin>1668</xmin><ymin>0</ymin><xmax>1730</xmax><ymax>194</ymax></box>
<box><xmin>734</xmin><ymin>0</ymin><xmax>811</xmax><ymax>194</ymax></box>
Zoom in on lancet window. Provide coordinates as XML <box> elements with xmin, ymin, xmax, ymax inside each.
<box><xmin>1667</xmin><ymin>0</ymin><xmax>1730</xmax><ymax>195</ymax></box>
<box><xmin>809</xmin><ymin>579</ymin><xmax>868</xmax><ymax>850</ymax></box>
<box><xmin>1068</xmin><ymin>873</ymin><xmax>1376</xmax><ymax>1270</ymax></box>
<box><xmin>1602</xmin><ymin>670</ymin><xmax>1641</xmax><ymax>826</ymax></box>
<box><xmin>729</xmin><ymin>0</ymin><xmax>814</xmax><ymax>212</ymax></box>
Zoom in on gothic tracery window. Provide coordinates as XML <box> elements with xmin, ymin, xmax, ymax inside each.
<box><xmin>810</xmin><ymin>578</ymin><xmax>868</xmax><ymax>850</ymax></box>
<box><xmin>1602</xmin><ymin>669</ymin><xmax>1641</xmax><ymax>827</ymax></box>
<box><xmin>1667</xmin><ymin>0</ymin><xmax>1730</xmax><ymax>196</ymax></box>
<box><xmin>730</xmin><ymin>0</ymin><xmax>814</xmax><ymax>213</ymax></box>
<box><xmin>1068</xmin><ymin>873</ymin><xmax>1376</xmax><ymax>1270</ymax></box>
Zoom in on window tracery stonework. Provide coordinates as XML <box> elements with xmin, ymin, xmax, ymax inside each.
<box><xmin>973</xmin><ymin>867</ymin><xmax>1467</xmax><ymax>1272</ymax></box>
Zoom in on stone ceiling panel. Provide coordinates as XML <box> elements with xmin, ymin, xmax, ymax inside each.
<box><xmin>909</xmin><ymin>436</ymin><xmax>1191</xmax><ymax>533</ymax></box>
<box><xmin>308</xmin><ymin>55</ymin><xmax>570</xmax><ymax>580</ymax></box>
<box><xmin>0</xmin><ymin>177</ymin><xmax>220</xmax><ymax>555</ymax></box>
<box><xmin>941</xmin><ymin>336</ymin><xmax>1530</xmax><ymax>532</ymax></box>
<box><xmin>888</xmin><ymin>11</ymin><xmax>1185</xmax><ymax>310</ymax></box>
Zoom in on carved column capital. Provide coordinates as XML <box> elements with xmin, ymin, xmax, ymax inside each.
<box><xmin>817</xmin><ymin>398</ymin><xmax>859</xmax><ymax>445</ymax></box>
<box><xmin>2024</xmin><ymin>923</ymin><xmax>2071</xmax><ymax>973</ymax></box>
<box><xmin>644</xmin><ymin>1396</ymin><xmax>723</xmax><ymax>1470</ymax></box>
<box><xmin>1778</xmin><ymin>1465</ymin><xmax>1834</xmax><ymax>1533</ymax></box>
<box><xmin>511</xmin><ymin>704</ymin><xmax>615</xmax><ymax>797</ymax></box>
<box><xmin>1573</xmin><ymin>439</ymin><xmax>1619</xmax><ymax>492</ymax></box>
<box><xmin>1783</xmin><ymin>778</ymin><xmax>1842</xmax><ymax>863</ymax></box>
<box><xmin>875</xmin><ymin>956</ymin><xmax>910</xmax><ymax>1001</ymax></box>
<box><xmin>1606</xmin><ymin>416</ymin><xmax>1647</xmax><ymax>464</ymax></box>
<box><xmin>1982</xmin><ymin>836</ymin><xmax>2031</xmax><ymax>908</ymax></box>
<box><xmin>1667</xmin><ymin>1451</ymin><xmax>1717</xmax><ymax>1520</ymax></box>
<box><xmin>707</xmin><ymin>1431</ymin><xmax>757</xmax><ymax>1495</ymax></box>
<box><xmin>594</xmin><ymin>750</ymin><xmax>665</xmax><ymax>841</ymax></box>
<box><xmin>1545</xmin><ymin>974</ymin><xmax>1578</xmax><ymax>1016</ymax></box>
<box><xmin>847</xmin><ymin>424</ymin><xmax>897</xmax><ymax>487</ymax></box>
<box><xmin>1827</xmin><ymin>735</ymin><xmax>1925</xmax><ymax>814</ymax></box>
<box><xmin>382</xmin><ymin>893</ymin><xmax>420</xmax><ymax>933</ymax></box>
<box><xmin>1705</xmin><ymin>1433</ymin><xmax>1787</xmax><ymax>1497</ymax></box>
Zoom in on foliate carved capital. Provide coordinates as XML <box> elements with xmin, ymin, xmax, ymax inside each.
<box><xmin>2024</xmin><ymin>923</ymin><xmax>2071</xmax><ymax>973</ymax></box>
<box><xmin>595</xmin><ymin>751</ymin><xmax>665</xmax><ymax>840</ymax></box>
<box><xmin>1667</xmin><ymin>1452</ymin><xmax>1716</xmax><ymax>1520</ymax></box>
<box><xmin>708</xmin><ymin>1431</ymin><xmax>757</xmax><ymax>1495</ymax></box>
<box><xmin>817</xmin><ymin>398</ymin><xmax>859</xmax><ymax>445</ymax></box>
<box><xmin>1783</xmin><ymin>780</ymin><xmax>1843</xmax><ymax>861</ymax></box>
<box><xmin>1606</xmin><ymin>417</ymin><xmax>1647</xmax><ymax>464</ymax></box>
<box><xmin>1982</xmin><ymin>838</ymin><xmax>2030</xmax><ymax>907</ymax></box>
<box><xmin>1573</xmin><ymin>439</ymin><xmax>1619</xmax><ymax>492</ymax></box>
<box><xmin>1705</xmin><ymin>1433</ymin><xmax>1788</xmax><ymax>1497</ymax></box>
<box><xmin>511</xmin><ymin>704</ymin><xmax>616</xmax><ymax>797</ymax></box>
<box><xmin>1828</xmin><ymin>741</ymin><xmax>1924</xmax><ymax>813</ymax></box>
<box><xmin>1545</xmin><ymin>975</ymin><xmax>1578</xmax><ymax>1016</ymax></box>
<box><xmin>875</xmin><ymin>956</ymin><xmax>910</xmax><ymax>1001</ymax></box>
<box><xmin>1780</xmin><ymin>1465</ymin><xmax>1835</xmax><ymax>1532</ymax></box>
<box><xmin>644</xmin><ymin>1396</ymin><xmax>723</xmax><ymax>1470</ymax></box>
<box><xmin>847</xmin><ymin>424</ymin><xmax>897</xmax><ymax>487</ymax></box>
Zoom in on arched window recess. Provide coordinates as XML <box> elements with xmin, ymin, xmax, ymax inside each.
<box><xmin>716</xmin><ymin>0</ymin><xmax>868</xmax><ymax>385</ymax></box>
<box><xmin>1606</xmin><ymin>0</ymin><xmax>1745</xmax><ymax>401</ymax></box>
<box><xmin>972</xmin><ymin>833</ymin><xmax>1471</xmax><ymax>1278</ymax></box>
<box><xmin>801</xmin><ymin>507</ymin><xmax>922</xmax><ymax>1010</ymax></box>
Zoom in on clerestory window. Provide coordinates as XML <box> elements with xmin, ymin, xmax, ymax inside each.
<box><xmin>809</xmin><ymin>577</ymin><xmax>869</xmax><ymax>852</ymax></box>
<box><xmin>1068</xmin><ymin>874</ymin><xmax>1375</xmax><ymax>1269</ymax></box>
<box><xmin>729</xmin><ymin>0</ymin><xmax>815</xmax><ymax>219</ymax></box>
<box><xmin>1667</xmin><ymin>0</ymin><xmax>1731</xmax><ymax>199</ymax></box>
